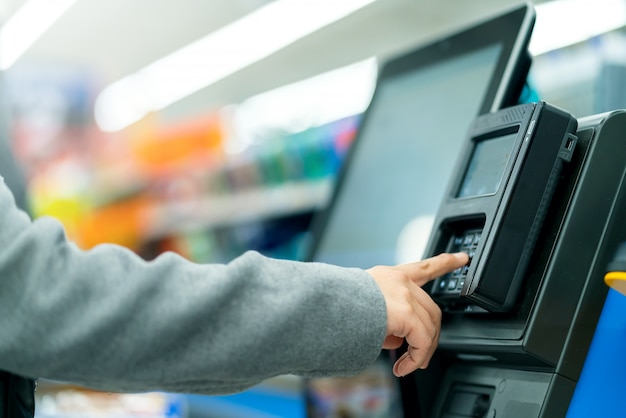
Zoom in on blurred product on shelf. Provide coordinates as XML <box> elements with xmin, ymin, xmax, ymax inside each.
<box><xmin>6</xmin><ymin>64</ymin><xmax>361</xmax><ymax>262</ymax></box>
<box><xmin>66</xmin><ymin>113</ymin><xmax>358</xmax><ymax>259</ymax></box>
<box><xmin>35</xmin><ymin>382</ymin><xmax>186</xmax><ymax>418</ymax></box>
<box><xmin>305</xmin><ymin>354</ymin><xmax>402</xmax><ymax>418</ymax></box>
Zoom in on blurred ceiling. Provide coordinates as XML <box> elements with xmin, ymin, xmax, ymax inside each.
<box><xmin>0</xmin><ymin>0</ymin><xmax>537</xmax><ymax>122</ymax></box>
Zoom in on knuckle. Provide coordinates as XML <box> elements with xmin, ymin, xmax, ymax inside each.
<box><xmin>417</xmin><ymin>259</ymin><xmax>431</xmax><ymax>270</ymax></box>
<box><xmin>428</xmin><ymin>322</ymin><xmax>439</xmax><ymax>340</ymax></box>
<box><xmin>438</xmin><ymin>252</ymin><xmax>457</xmax><ymax>265</ymax></box>
<box><xmin>433</xmin><ymin>304</ymin><xmax>442</xmax><ymax>322</ymax></box>
<box><xmin>397</xmin><ymin>270</ymin><xmax>412</xmax><ymax>284</ymax></box>
<box><xmin>398</xmin><ymin>301</ymin><xmax>413</xmax><ymax>317</ymax></box>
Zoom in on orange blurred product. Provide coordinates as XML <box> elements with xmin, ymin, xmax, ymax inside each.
<box><xmin>129</xmin><ymin>112</ymin><xmax>225</xmax><ymax>177</ymax></box>
<box><xmin>77</xmin><ymin>194</ymin><xmax>156</xmax><ymax>251</ymax></box>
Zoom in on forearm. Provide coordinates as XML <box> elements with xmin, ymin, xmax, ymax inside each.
<box><xmin>0</xmin><ymin>182</ymin><xmax>387</xmax><ymax>394</ymax></box>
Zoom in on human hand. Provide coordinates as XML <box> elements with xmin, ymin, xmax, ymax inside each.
<box><xmin>367</xmin><ymin>252</ymin><xmax>469</xmax><ymax>377</ymax></box>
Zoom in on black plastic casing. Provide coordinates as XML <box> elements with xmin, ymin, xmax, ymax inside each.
<box><xmin>425</xmin><ymin>101</ymin><xmax>578</xmax><ymax>313</ymax></box>
<box><xmin>400</xmin><ymin>110</ymin><xmax>626</xmax><ymax>418</ymax></box>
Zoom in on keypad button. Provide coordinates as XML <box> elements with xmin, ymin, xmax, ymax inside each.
<box><xmin>439</xmin><ymin>228</ymin><xmax>482</xmax><ymax>296</ymax></box>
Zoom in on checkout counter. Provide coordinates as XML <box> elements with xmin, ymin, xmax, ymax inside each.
<box><xmin>403</xmin><ymin>107</ymin><xmax>626</xmax><ymax>418</ymax></box>
<box><xmin>304</xmin><ymin>2</ymin><xmax>626</xmax><ymax>416</ymax></box>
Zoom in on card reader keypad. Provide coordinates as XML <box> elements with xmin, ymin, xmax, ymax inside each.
<box><xmin>434</xmin><ymin>229</ymin><xmax>482</xmax><ymax>295</ymax></box>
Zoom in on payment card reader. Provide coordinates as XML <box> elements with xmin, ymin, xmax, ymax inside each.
<box><xmin>425</xmin><ymin>101</ymin><xmax>578</xmax><ymax>312</ymax></box>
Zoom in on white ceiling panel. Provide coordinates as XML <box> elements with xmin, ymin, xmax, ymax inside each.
<box><xmin>2</xmin><ymin>0</ymin><xmax>529</xmax><ymax>121</ymax></box>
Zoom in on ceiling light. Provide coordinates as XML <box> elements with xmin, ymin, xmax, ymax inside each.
<box><xmin>0</xmin><ymin>0</ymin><xmax>78</xmax><ymax>70</ymax></box>
<box><xmin>227</xmin><ymin>57</ymin><xmax>377</xmax><ymax>154</ymax></box>
<box><xmin>95</xmin><ymin>0</ymin><xmax>377</xmax><ymax>132</ymax></box>
<box><xmin>531</xmin><ymin>0</ymin><xmax>626</xmax><ymax>55</ymax></box>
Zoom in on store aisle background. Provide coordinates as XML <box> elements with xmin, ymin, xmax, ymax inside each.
<box><xmin>3</xmin><ymin>0</ymin><xmax>626</xmax><ymax>416</ymax></box>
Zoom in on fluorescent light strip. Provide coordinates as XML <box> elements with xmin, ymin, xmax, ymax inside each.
<box><xmin>0</xmin><ymin>0</ymin><xmax>78</xmax><ymax>70</ymax></box>
<box><xmin>227</xmin><ymin>57</ymin><xmax>377</xmax><ymax>154</ymax></box>
<box><xmin>95</xmin><ymin>0</ymin><xmax>376</xmax><ymax>132</ymax></box>
<box><xmin>531</xmin><ymin>0</ymin><xmax>626</xmax><ymax>56</ymax></box>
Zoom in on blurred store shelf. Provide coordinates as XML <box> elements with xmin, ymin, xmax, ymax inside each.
<box><xmin>35</xmin><ymin>382</ymin><xmax>187</xmax><ymax>418</ymax></box>
<box><xmin>35</xmin><ymin>376</ymin><xmax>304</xmax><ymax>418</ymax></box>
<box><xmin>146</xmin><ymin>179</ymin><xmax>331</xmax><ymax>240</ymax></box>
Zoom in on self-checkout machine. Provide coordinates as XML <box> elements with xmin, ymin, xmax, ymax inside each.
<box><xmin>301</xmin><ymin>2</ymin><xmax>626</xmax><ymax>416</ymax></box>
<box><xmin>396</xmin><ymin>105</ymin><xmax>626</xmax><ymax>417</ymax></box>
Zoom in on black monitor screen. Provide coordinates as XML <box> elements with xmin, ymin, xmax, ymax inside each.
<box><xmin>309</xmin><ymin>45</ymin><xmax>501</xmax><ymax>268</ymax></box>
<box><xmin>307</xmin><ymin>4</ymin><xmax>534</xmax><ymax>269</ymax></box>
<box><xmin>457</xmin><ymin>129</ymin><xmax>518</xmax><ymax>198</ymax></box>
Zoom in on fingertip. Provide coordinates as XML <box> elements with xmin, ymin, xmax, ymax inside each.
<box><xmin>453</xmin><ymin>251</ymin><xmax>469</xmax><ymax>263</ymax></box>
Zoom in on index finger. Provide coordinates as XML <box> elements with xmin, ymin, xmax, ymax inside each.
<box><xmin>394</xmin><ymin>252</ymin><xmax>469</xmax><ymax>287</ymax></box>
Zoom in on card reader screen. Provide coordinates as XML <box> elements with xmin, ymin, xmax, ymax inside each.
<box><xmin>457</xmin><ymin>130</ymin><xmax>518</xmax><ymax>198</ymax></box>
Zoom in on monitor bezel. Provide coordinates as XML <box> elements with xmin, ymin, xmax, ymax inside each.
<box><xmin>305</xmin><ymin>2</ymin><xmax>536</xmax><ymax>265</ymax></box>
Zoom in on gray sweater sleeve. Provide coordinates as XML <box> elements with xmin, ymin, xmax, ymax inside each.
<box><xmin>0</xmin><ymin>179</ymin><xmax>387</xmax><ymax>395</ymax></box>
